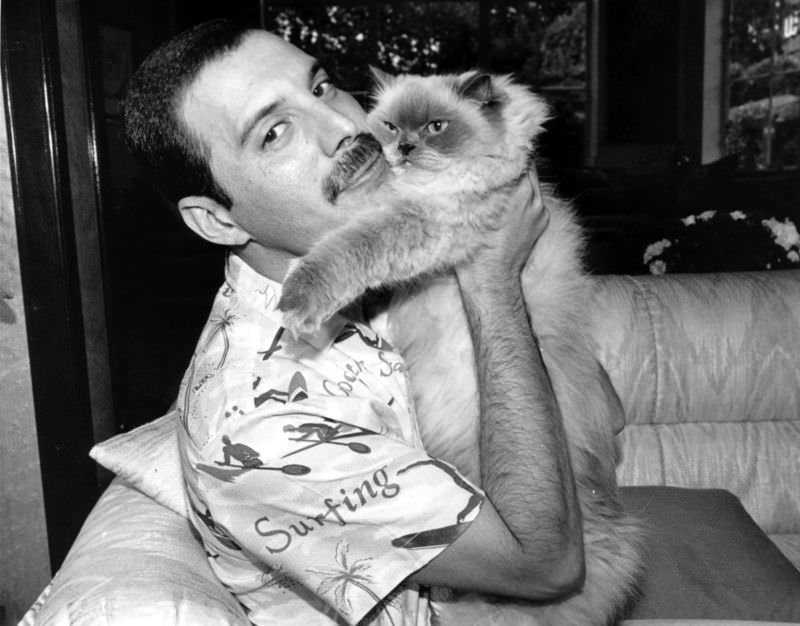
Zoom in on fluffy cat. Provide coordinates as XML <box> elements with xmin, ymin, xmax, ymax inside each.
<box><xmin>278</xmin><ymin>71</ymin><xmax>540</xmax><ymax>335</ymax></box>
<box><xmin>279</xmin><ymin>70</ymin><xmax>645</xmax><ymax>625</ymax></box>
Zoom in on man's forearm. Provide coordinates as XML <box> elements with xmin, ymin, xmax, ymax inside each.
<box><xmin>458</xmin><ymin>273</ymin><xmax>582</xmax><ymax>566</ymax></box>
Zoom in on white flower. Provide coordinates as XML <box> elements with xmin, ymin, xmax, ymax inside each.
<box><xmin>789</xmin><ymin>250</ymin><xmax>800</xmax><ymax>263</ymax></box>
<box><xmin>643</xmin><ymin>239</ymin><xmax>672</xmax><ymax>264</ymax></box>
<box><xmin>729</xmin><ymin>210</ymin><xmax>747</xmax><ymax>221</ymax></box>
<box><xmin>762</xmin><ymin>217</ymin><xmax>800</xmax><ymax>251</ymax></box>
<box><xmin>682</xmin><ymin>211</ymin><xmax>718</xmax><ymax>225</ymax></box>
<box><xmin>697</xmin><ymin>210</ymin><xmax>717</xmax><ymax>221</ymax></box>
<box><xmin>649</xmin><ymin>260</ymin><xmax>667</xmax><ymax>275</ymax></box>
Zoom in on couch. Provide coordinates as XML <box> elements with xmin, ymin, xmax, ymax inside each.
<box><xmin>22</xmin><ymin>271</ymin><xmax>800</xmax><ymax>625</ymax></box>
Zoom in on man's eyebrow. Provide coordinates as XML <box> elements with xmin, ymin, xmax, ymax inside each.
<box><xmin>240</xmin><ymin>99</ymin><xmax>283</xmax><ymax>147</ymax></box>
<box><xmin>309</xmin><ymin>60</ymin><xmax>323</xmax><ymax>87</ymax></box>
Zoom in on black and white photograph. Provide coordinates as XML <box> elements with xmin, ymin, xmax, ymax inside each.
<box><xmin>2</xmin><ymin>1</ymin><xmax>799</xmax><ymax>625</ymax></box>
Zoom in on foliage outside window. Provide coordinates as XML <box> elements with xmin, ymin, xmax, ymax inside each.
<box><xmin>259</xmin><ymin>1</ymin><xmax>587</xmax><ymax>170</ymax></box>
<box><xmin>728</xmin><ymin>0</ymin><xmax>800</xmax><ymax>171</ymax></box>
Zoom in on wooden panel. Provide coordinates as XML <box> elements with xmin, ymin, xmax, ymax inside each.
<box><xmin>56</xmin><ymin>0</ymin><xmax>116</xmax><ymax>446</ymax></box>
<box><xmin>2</xmin><ymin>0</ymin><xmax>100</xmax><ymax>571</ymax></box>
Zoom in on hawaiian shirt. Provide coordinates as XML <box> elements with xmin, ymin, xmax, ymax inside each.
<box><xmin>177</xmin><ymin>254</ymin><xmax>484</xmax><ymax>626</ymax></box>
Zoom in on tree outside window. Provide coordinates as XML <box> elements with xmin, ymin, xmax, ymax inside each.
<box><xmin>728</xmin><ymin>0</ymin><xmax>800</xmax><ymax>171</ymax></box>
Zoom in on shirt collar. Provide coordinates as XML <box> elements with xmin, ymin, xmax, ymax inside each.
<box><xmin>224</xmin><ymin>253</ymin><xmax>349</xmax><ymax>352</ymax></box>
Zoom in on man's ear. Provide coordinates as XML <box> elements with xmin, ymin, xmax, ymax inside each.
<box><xmin>178</xmin><ymin>195</ymin><xmax>251</xmax><ymax>246</ymax></box>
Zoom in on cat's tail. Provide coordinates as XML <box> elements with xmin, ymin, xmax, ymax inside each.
<box><xmin>431</xmin><ymin>495</ymin><xmax>646</xmax><ymax>626</ymax></box>
<box><xmin>532</xmin><ymin>336</ymin><xmax>647</xmax><ymax>625</ymax></box>
<box><xmin>531</xmin><ymin>487</ymin><xmax>647</xmax><ymax>626</ymax></box>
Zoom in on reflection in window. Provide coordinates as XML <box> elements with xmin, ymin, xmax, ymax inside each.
<box><xmin>260</xmin><ymin>1</ymin><xmax>587</xmax><ymax>170</ymax></box>
<box><xmin>728</xmin><ymin>0</ymin><xmax>800</xmax><ymax>171</ymax></box>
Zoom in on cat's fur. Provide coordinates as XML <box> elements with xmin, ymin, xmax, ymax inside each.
<box><xmin>278</xmin><ymin>71</ymin><xmax>645</xmax><ymax>625</ymax></box>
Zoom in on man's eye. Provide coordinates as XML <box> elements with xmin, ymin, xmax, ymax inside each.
<box><xmin>263</xmin><ymin>122</ymin><xmax>288</xmax><ymax>146</ymax></box>
<box><xmin>312</xmin><ymin>79</ymin><xmax>335</xmax><ymax>97</ymax></box>
<box><xmin>383</xmin><ymin>120</ymin><xmax>398</xmax><ymax>133</ymax></box>
<box><xmin>427</xmin><ymin>120</ymin><xmax>449</xmax><ymax>134</ymax></box>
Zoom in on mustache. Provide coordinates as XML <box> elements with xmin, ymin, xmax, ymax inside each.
<box><xmin>323</xmin><ymin>133</ymin><xmax>383</xmax><ymax>203</ymax></box>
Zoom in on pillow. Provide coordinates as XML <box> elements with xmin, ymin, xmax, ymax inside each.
<box><xmin>621</xmin><ymin>486</ymin><xmax>800</xmax><ymax>622</ymax></box>
<box><xmin>90</xmin><ymin>411</ymin><xmax>188</xmax><ymax>517</ymax></box>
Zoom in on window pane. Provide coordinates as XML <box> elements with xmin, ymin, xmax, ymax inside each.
<box><xmin>728</xmin><ymin>0</ymin><xmax>800</xmax><ymax>170</ymax></box>
<box><xmin>262</xmin><ymin>5</ymin><xmax>373</xmax><ymax>92</ymax></box>
<box><xmin>487</xmin><ymin>2</ymin><xmax>587</xmax><ymax>169</ymax></box>
<box><xmin>377</xmin><ymin>2</ymin><xmax>479</xmax><ymax>74</ymax></box>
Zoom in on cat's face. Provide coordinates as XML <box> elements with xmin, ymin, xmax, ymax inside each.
<box><xmin>366</xmin><ymin>73</ymin><xmax>501</xmax><ymax>171</ymax></box>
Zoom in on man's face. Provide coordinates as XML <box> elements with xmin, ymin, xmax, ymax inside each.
<box><xmin>180</xmin><ymin>31</ymin><xmax>387</xmax><ymax>257</ymax></box>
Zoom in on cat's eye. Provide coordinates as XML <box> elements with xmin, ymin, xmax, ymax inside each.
<box><xmin>263</xmin><ymin>122</ymin><xmax>289</xmax><ymax>147</ymax></box>
<box><xmin>382</xmin><ymin>120</ymin><xmax>399</xmax><ymax>134</ymax></box>
<box><xmin>426</xmin><ymin>120</ymin><xmax>449</xmax><ymax>134</ymax></box>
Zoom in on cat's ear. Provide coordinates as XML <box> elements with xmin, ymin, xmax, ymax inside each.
<box><xmin>369</xmin><ymin>65</ymin><xmax>395</xmax><ymax>89</ymax></box>
<box><xmin>457</xmin><ymin>72</ymin><xmax>494</xmax><ymax>104</ymax></box>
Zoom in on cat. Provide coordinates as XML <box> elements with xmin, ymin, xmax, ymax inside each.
<box><xmin>278</xmin><ymin>71</ymin><xmax>540</xmax><ymax>336</ymax></box>
<box><xmin>278</xmin><ymin>70</ymin><xmax>646</xmax><ymax>625</ymax></box>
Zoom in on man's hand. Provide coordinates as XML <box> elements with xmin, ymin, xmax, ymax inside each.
<box><xmin>461</xmin><ymin>170</ymin><xmax>549</xmax><ymax>287</ymax></box>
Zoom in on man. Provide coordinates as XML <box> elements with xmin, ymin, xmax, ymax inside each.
<box><xmin>123</xmin><ymin>19</ymin><xmax>583</xmax><ymax>625</ymax></box>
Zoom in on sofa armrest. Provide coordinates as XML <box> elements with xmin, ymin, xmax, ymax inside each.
<box><xmin>23</xmin><ymin>478</ymin><xmax>248</xmax><ymax>625</ymax></box>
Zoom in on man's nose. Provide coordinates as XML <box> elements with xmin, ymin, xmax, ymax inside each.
<box><xmin>315</xmin><ymin>104</ymin><xmax>360</xmax><ymax>157</ymax></box>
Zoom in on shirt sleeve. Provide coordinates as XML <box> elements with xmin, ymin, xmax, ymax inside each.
<box><xmin>182</xmin><ymin>396</ymin><xmax>484</xmax><ymax>626</ymax></box>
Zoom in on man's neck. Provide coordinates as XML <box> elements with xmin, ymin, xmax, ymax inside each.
<box><xmin>234</xmin><ymin>243</ymin><xmax>295</xmax><ymax>283</ymax></box>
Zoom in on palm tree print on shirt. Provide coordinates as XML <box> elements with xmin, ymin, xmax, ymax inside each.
<box><xmin>208</xmin><ymin>308</ymin><xmax>238</xmax><ymax>369</ymax></box>
<box><xmin>307</xmin><ymin>540</ymin><xmax>397</xmax><ymax>626</ymax></box>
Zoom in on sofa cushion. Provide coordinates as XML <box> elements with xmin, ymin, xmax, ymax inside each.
<box><xmin>621</xmin><ymin>486</ymin><xmax>800</xmax><ymax>622</ymax></box>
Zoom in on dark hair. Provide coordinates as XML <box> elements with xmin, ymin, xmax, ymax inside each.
<box><xmin>122</xmin><ymin>19</ymin><xmax>251</xmax><ymax>207</ymax></box>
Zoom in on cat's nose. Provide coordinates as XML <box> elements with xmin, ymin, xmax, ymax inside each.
<box><xmin>398</xmin><ymin>142</ymin><xmax>415</xmax><ymax>156</ymax></box>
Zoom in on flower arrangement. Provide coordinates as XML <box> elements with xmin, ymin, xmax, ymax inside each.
<box><xmin>643</xmin><ymin>210</ymin><xmax>800</xmax><ymax>274</ymax></box>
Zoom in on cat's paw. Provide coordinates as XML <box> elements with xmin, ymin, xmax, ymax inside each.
<box><xmin>277</xmin><ymin>259</ymin><xmax>341</xmax><ymax>338</ymax></box>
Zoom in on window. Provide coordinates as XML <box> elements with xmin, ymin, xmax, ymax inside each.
<box><xmin>728</xmin><ymin>0</ymin><xmax>800</xmax><ymax>171</ymax></box>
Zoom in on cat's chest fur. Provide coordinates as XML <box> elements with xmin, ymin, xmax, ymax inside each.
<box><xmin>377</xmin><ymin>157</ymin><xmax>525</xmax><ymax>233</ymax></box>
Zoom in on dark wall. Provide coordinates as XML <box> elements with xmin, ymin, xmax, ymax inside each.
<box><xmin>94</xmin><ymin>0</ymin><xmax>225</xmax><ymax>432</ymax></box>
<box><xmin>604</xmin><ymin>0</ymin><xmax>680</xmax><ymax>144</ymax></box>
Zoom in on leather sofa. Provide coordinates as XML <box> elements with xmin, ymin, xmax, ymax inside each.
<box><xmin>22</xmin><ymin>271</ymin><xmax>800</xmax><ymax>624</ymax></box>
